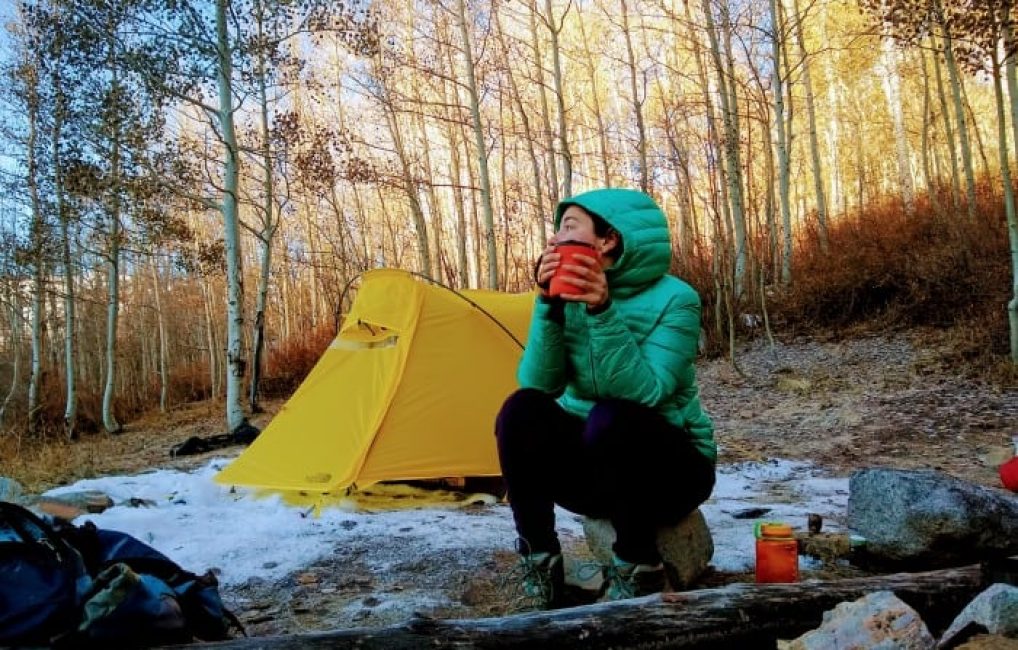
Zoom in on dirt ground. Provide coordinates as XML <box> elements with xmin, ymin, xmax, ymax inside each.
<box><xmin>25</xmin><ymin>329</ymin><xmax>1018</xmax><ymax>639</ymax></box>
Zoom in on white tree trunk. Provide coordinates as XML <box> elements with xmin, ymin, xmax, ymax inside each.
<box><xmin>993</xmin><ymin>68</ymin><xmax>1018</xmax><ymax>365</ymax></box>
<box><xmin>494</xmin><ymin>7</ymin><xmax>549</xmax><ymax>246</ymax></box>
<box><xmin>216</xmin><ymin>0</ymin><xmax>246</xmax><ymax>432</ymax></box>
<box><xmin>577</xmin><ymin>9</ymin><xmax>611</xmax><ymax>188</ymax></box>
<box><xmin>918</xmin><ymin>47</ymin><xmax>939</xmax><ymax>212</ymax></box>
<box><xmin>770</xmin><ymin>0</ymin><xmax>792</xmax><ymax>285</ymax></box>
<box><xmin>931</xmin><ymin>35</ymin><xmax>962</xmax><ymax>212</ymax></box>
<box><xmin>102</xmin><ymin>207</ymin><xmax>121</xmax><ymax>434</ymax></box>
<box><xmin>545</xmin><ymin>0</ymin><xmax>572</xmax><ymax>198</ymax></box>
<box><xmin>150</xmin><ymin>259</ymin><xmax>168</xmax><ymax>412</ymax></box>
<box><xmin>25</xmin><ymin>53</ymin><xmax>43</xmax><ymax>435</ymax></box>
<box><xmin>792</xmin><ymin>0</ymin><xmax>828</xmax><ymax>246</ymax></box>
<box><xmin>456</xmin><ymin>0</ymin><xmax>498</xmax><ymax>289</ymax></box>
<box><xmin>1001</xmin><ymin>3</ymin><xmax>1018</xmax><ymax>363</ymax></box>
<box><xmin>250</xmin><ymin>0</ymin><xmax>276</xmax><ymax>413</ymax></box>
<box><xmin>1004</xmin><ymin>3</ymin><xmax>1018</xmax><ymax>186</ymax></box>
<box><xmin>528</xmin><ymin>0</ymin><xmax>559</xmax><ymax>207</ymax></box>
<box><xmin>50</xmin><ymin>67</ymin><xmax>77</xmax><ymax>439</ymax></box>
<box><xmin>620</xmin><ymin>0</ymin><xmax>648</xmax><ymax>193</ymax></box>
<box><xmin>201</xmin><ymin>276</ymin><xmax>218</xmax><ymax>397</ymax></box>
<box><xmin>703</xmin><ymin>0</ymin><xmax>748</xmax><ymax>298</ymax></box>
<box><xmin>940</xmin><ymin>22</ymin><xmax>978</xmax><ymax>220</ymax></box>
<box><xmin>820</xmin><ymin>2</ymin><xmax>844</xmax><ymax>215</ymax></box>
<box><xmin>879</xmin><ymin>36</ymin><xmax>915</xmax><ymax>217</ymax></box>
<box><xmin>0</xmin><ymin>288</ymin><xmax>20</xmax><ymax>428</ymax></box>
<box><xmin>437</xmin><ymin>42</ymin><xmax>472</xmax><ymax>286</ymax></box>
<box><xmin>379</xmin><ymin>74</ymin><xmax>431</xmax><ymax>277</ymax></box>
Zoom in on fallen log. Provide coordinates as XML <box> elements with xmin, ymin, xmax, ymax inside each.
<box><xmin>201</xmin><ymin>563</ymin><xmax>996</xmax><ymax>649</ymax></box>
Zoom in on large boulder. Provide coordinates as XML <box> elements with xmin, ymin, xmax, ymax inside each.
<box><xmin>582</xmin><ymin>509</ymin><xmax>713</xmax><ymax>590</ymax></box>
<box><xmin>848</xmin><ymin>468</ymin><xmax>1018</xmax><ymax>567</ymax></box>
<box><xmin>939</xmin><ymin>584</ymin><xmax>1018</xmax><ymax>649</ymax></box>
<box><xmin>784</xmin><ymin>591</ymin><xmax>936</xmax><ymax>650</ymax></box>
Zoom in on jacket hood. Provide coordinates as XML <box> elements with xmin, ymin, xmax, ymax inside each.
<box><xmin>555</xmin><ymin>188</ymin><xmax>671</xmax><ymax>292</ymax></box>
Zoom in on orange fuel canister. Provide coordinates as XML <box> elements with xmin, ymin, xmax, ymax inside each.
<box><xmin>754</xmin><ymin>522</ymin><xmax>799</xmax><ymax>583</ymax></box>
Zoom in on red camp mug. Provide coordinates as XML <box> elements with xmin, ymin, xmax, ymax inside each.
<box><xmin>548</xmin><ymin>241</ymin><xmax>600</xmax><ymax>297</ymax></box>
<box><xmin>1000</xmin><ymin>456</ymin><xmax>1018</xmax><ymax>492</ymax></box>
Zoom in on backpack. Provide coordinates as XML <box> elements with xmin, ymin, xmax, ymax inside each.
<box><xmin>0</xmin><ymin>501</ymin><xmax>242</xmax><ymax>647</ymax></box>
<box><xmin>0</xmin><ymin>501</ymin><xmax>91</xmax><ymax>646</ymax></box>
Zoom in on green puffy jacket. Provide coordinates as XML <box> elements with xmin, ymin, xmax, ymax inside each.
<box><xmin>517</xmin><ymin>188</ymin><xmax>716</xmax><ymax>463</ymax></box>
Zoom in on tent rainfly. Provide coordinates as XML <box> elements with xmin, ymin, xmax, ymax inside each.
<box><xmin>215</xmin><ymin>269</ymin><xmax>533</xmax><ymax>501</ymax></box>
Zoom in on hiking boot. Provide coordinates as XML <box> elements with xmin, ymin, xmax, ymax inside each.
<box><xmin>504</xmin><ymin>551</ymin><xmax>565</xmax><ymax>610</ymax></box>
<box><xmin>600</xmin><ymin>554</ymin><xmax>666</xmax><ymax>601</ymax></box>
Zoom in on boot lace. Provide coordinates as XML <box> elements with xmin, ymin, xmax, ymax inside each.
<box><xmin>499</xmin><ymin>552</ymin><xmax>558</xmax><ymax>611</ymax></box>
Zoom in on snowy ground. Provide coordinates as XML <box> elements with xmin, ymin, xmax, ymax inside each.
<box><xmin>46</xmin><ymin>457</ymin><xmax>848</xmax><ymax>594</ymax></box>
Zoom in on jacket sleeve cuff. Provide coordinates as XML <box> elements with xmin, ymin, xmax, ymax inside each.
<box><xmin>585</xmin><ymin>297</ymin><xmax>612</xmax><ymax>316</ymax></box>
<box><xmin>535</xmin><ymin>294</ymin><xmax>566</xmax><ymax>325</ymax></box>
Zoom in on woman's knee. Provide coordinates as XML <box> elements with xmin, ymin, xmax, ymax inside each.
<box><xmin>584</xmin><ymin>400</ymin><xmax>644</xmax><ymax>449</ymax></box>
<box><xmin>495</xmin><ymin>389</ymin><xmax>557</xmax><ymax>443</ymax></box>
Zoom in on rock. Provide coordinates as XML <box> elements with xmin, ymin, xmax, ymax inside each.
<box><xmin>939</xmin><ymin>584</ymin><xmax>1018</xmax><ymax>649</ymax></box>
<box><xmin>28</xmin><ymin>491</ymin><xmax>114</xmax><ymax>520</ymax></box>
<box><xmin>783</xmin><ymin>591</ymin><xmax>935</xmax><ymax>650</ymax></box>
<box><xmin>795</xmin><ymin>532</ymin><xmax>852</xmax><ymax>563</ymax></box>
<box><xmin>848</xmin><ymin>468</ymin><xmax>1018</xmax><ymax>567</ymax></box>
<box><xmin>582</xmin><ymin>509</ymin><xmax>713</xmax><ymax>590</ymax></box>
<box><xmin>0</xmin><ymin>477</ymin><xmax>25</xmax><ymax>504</ymax></box>
<box><xmin>954</xmin><ymin>635</ymin><xmax>1018</xmax><ymax>649</ymax></box>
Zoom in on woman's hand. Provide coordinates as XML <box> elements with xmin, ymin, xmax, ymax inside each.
<box><xmin>558</xmin><ymin>253</ymin><xmax>609</xmax><ymax>310</ymax></box>
<box><xmin>534</xmin><ymin>244</ymin><xmax>560</xmax><ymax>296</ymax></box>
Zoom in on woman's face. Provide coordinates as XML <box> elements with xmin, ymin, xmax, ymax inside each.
<box><xmin>553</xmin><ymin>205</ymin><xmax>598</xmax><ymax>246</ymax></box>
<box><xmin>552</xmin><ymin>205</ymin><xmax>617</xmax><ymax>259</ymax></box>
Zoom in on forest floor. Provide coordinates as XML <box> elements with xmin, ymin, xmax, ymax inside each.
<box><xmin>11</xmin><ymin>328</ymin><xmax>1018</xmax><ymax>638</ymax></box>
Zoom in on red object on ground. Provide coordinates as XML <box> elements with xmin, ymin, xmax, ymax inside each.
<box><xmin>549</xmin><ymin>241</ymin><xmax>600</xmax><ymax>297</ymax></box>
<box><xmin>755</xmin><ymin>522</ymin><xmax>799</xmax><ymax>583</ymax></box>
<box><xmin>1000</xmin><ymin>456</ymin><xmax>1018</xmax><ymax>492</ymax></box>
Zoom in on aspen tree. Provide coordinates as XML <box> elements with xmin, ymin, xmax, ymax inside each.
<box><xmin>493</xmin><ymin>5</ymin><xmax>550</xmax><ymax>242</ymax></box>
<box><xmin>248</xmin><ymin>0</ymin><xmax>281</xmax><ymax>412</ymax></box>
<box><xmin>576</xmin><ymin>10</ymin><xmax>612</xmax><ymax>188</ymax></box>
<box><xmin>149</xmin><ymin>258</ymin><xmax>168</xmax><ymax>412</ymax></box>
<box><xmin>930</xmin><ymin>35</ymin><xmax>963</xmax><ymax>212</ymax></box>
<box><xmin>438</xmin><ymin>46</ymin><xmax>472</xmax><ymax>286</ymax></box>
<box><xmin>618</xmin><ymin>0</ymin><xmax>650</xmax><ymax>193</ymax></box>
<box><xmin>918</xmin><ymin>47</ymin><xmax>941</xmax><ymax>212</ymax></box>
<box><xmin>937</xmin><ymin>3</ymin><xmax>979</xmax><ymax>221</ymax></box>
<box><xmin>790</xmin><ymin>0</ymin><xmax>829</xmax><ymax>247</ymax></box>
<box><xmin>702</xmin><ymin>0</ymin><xmax>748</xmax><ymax>298</ymax></box>
<box><xmin>527</xmin><ymin>0</ymin><xmax>560</xmax><ymax>206</ymax></box>
<box><xmin>18</xmin><ymin>31</ymin><xmax>46</xmax><ymax>436</ymax></box>
<box><xmin>543</xmin><ymin>0</ymin><xmax>572</xmax><ymax>198</ymax></box>
<box><xmin>879</xmin><ymin>35</ymin><xmax>916</xmax><ymax>216</ymax></box>
<box><xmin>454</xmin><ymin>0</ymin><xmax>499</xmax><ymax>288</ymax></box>
<box><xmin>769</xmin><ymin>0</ymin><xmax>793</xmax><ymax>285</ymax></box>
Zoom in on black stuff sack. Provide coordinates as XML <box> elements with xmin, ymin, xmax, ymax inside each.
<box><xmin>60</xmin><ymin>524</ymin><xmax>242</xmax><ymax>645</ymax></box>
<box><xmin>74</xmin><ymin>562</ymin><xmax>190</xmax><ymax>646</ymax></box>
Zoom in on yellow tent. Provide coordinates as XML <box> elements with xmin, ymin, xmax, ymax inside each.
<box><xmin>215</xmin><ymin>268</ymin><xmax>533</xmax><ymax>500</ymax></box>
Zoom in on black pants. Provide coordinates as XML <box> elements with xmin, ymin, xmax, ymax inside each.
<box><xmin>495</xmin><ymin>388</ymin><xmax>715</xmax><ymax>564</ymax></box>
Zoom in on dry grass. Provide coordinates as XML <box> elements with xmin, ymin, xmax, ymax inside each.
<box><xmin>0</xmin><ymin>398</ymin><xmax>281</xmax><ymax>495</ymax></box>
<box><xmin>675</xmin><ymin>182</ymin><xmax>1016</xmax><ymax>385</ymax></box>
<box><xmin>0</xmin><ymin>321</ymin><xmax>329</xmax><ymax>492</ymax></box>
